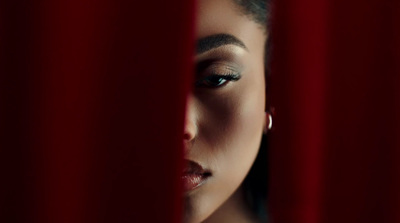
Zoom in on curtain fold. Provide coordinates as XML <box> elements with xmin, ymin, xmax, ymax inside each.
<box><xmin>1</xmin><ymin>0</ymin><xmax>194</xmax><ymax>222</ymax></box>
<box><xmin>270</xmin><ymin>0</ymin><xmax>400</xmax><ymax>223</ymax></box>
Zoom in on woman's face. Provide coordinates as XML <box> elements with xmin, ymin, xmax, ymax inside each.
<box><xmin>183</xmin><ymin>0</ymin><xmax>267</xmax><ymax>222</ymax></box>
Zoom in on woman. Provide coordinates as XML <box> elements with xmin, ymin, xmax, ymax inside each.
<box><xmin>182</xmin><ymin>0</ymin><xmax>271</xmax><ymax>222</ymax></box>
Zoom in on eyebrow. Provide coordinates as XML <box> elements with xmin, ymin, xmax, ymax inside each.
<box><xmin>197</xmin><ymin>34</ymin><xmax>248</xmax><ymax>54</ymax></box>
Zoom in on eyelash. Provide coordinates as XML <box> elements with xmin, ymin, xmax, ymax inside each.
<box><xmin>195</xmin><ymin>73</ymin><xmax>241</xmax><ymax>88</ymax></box>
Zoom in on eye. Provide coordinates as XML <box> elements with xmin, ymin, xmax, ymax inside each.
<box><xmin>195</xmin><ymin>74</ymin><xmax>241</xmax><ymax>88</ymax></box>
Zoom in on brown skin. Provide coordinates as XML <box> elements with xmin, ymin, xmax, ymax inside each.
<box><xmin>183</xmin><ymin>0</ymin><xmax>268</xmax><ymax>222</ymax></box>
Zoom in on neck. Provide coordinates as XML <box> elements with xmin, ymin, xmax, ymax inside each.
<box><xmin>202</xmin><ymin>185</ymin><xmax>260</xmax><ymax>223</ymax></box>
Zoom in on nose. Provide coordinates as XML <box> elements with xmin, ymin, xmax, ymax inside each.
<box><xmin>183</xmin><ymin>95</ymin><xmax>197</xmax><ymax>143</ymax></box>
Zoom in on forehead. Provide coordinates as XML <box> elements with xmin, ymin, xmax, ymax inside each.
<box><xmin>196</xmin><ymin>0</ymin><xmax>266</xmax><ymax>53</ymax></box>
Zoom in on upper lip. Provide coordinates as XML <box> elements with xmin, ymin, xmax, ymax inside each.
<box><xmin>183</xmin><ymin>159</ymin><xmax>211</xmax><ymax>176</ymax></box>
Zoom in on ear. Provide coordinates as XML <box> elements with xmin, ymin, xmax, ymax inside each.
<box><xmin>263</xmin><ymin>112</ymin><xmax>273</xmax><ymax>134</ymax></box>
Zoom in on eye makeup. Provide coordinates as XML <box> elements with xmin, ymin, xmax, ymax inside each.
<box><xmin>195</xmin><ymin>74</ymin><xmax>241</xmax><ymax>88</ymax></box>
<box><xmin>194</xmin><ymin>45</ymin><xmax>247</xmax><ymax>89</ymax></box>
<box><xmin>195</xmin><ymin>60</ymin><xmax>242</xmax><ymax>88</ymax></box>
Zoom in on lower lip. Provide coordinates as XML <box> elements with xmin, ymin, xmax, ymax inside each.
<box><xmin>182</xmin><ymin>173</ymin><xmax>210</xmax><ymax>191</ymax></box>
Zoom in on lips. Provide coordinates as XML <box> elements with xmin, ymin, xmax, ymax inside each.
<box><xmin>182</xmin><ymin>160</ymin><xmax>211</xmax><ymax>191</ymax></box>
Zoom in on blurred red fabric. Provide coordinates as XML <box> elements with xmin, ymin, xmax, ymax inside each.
<box><xmin>270</xmin><ymin>0</ymin><xmax>400</xmax><ymax>223</ymax></box>
<box><xmin>1</xmin><ymin>0</ymin><xmax>194</xmax><ymax>222</ymax></box>
<box><xmin>1</xmin><ymin>0</ymin><xmax>399</xmax><ymax>223</ymax></box>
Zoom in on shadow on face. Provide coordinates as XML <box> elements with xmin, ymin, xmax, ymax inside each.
<box><xmin>182</xmin><ymin>0</ymin><xmax>268</xmax><ymax>222</ymax></box>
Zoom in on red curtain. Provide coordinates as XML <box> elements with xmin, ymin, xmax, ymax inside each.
<box><xmin>1</xmin><ymin>0</ymin><xmax>399</xmax><ymax>223</ymax></box>
<box><xmin>270</xmin><ymin>0</ymin><xmax>400</xmax><ymax>223</ymax></box>
<box><xmin>1</xmin><ymin>0</ymin><xmax>194</xmax><ymax>222</ymax></box>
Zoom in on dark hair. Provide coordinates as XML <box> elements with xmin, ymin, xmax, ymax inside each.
<box><xmin>234</xmin><ymin>0</ymin><xmax>272</xmax><ymax>71</ymax></box>
<box><xmin>233</xmin><ymin>0</ymin><xmax>271</xmax><ymax>222</ymax></box>
<box><xmin>234</xmin><ymin>0</ymin><xmax>271</xmax><ymax>28</ymax></box>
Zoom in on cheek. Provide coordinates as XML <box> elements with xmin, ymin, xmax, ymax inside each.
<box><xmin>199</xmin><ymin>72</ymin><xmax>266</xmax><ymax>156</ymax></box>
<box><xmin>198</xmin><ymin>69</ymin><xmax>266</xmax><ymax>182</ymax></box>
<box><xmin>188</xmin><ymin>77</ymin><xmax>265</xmax><ymax>223</ymax></box>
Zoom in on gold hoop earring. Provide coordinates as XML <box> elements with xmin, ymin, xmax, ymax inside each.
<box><xmin>264</xmin><ymin>111</ymin><xmax>273</xmax><ymax>134</ymax></box>
<box><xmin>268</xmin><ymin>112</ymin><xmax>273</xmax><ymax>130</ymax></box>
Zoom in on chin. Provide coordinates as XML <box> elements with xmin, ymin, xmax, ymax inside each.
<box><xmin>182</xmin><ymin>209</ymin><xmax>203</xmax><ymax>223</ymax></box>
<box><xmin>183</xmin><ymin>196</ymin><xmax>213</xmax><ymax>223</ymax></box>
